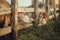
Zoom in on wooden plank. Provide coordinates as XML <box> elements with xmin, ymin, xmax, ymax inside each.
<box><xmin>49</xmin><ymin>13</ymin><xmax>59</xmax><ymax>19</ymax></box>
<box><xmin>53</xmin><ymin>0</ymin><xmax>58</xmax><ymax>21</ymax></box>
<box><xmin>11</xmin><ymin>0</ymin><xmax>18</xmax><ymax>40</ymax></box>
<box><xmin>34</xmin><ymin>0</ymin><xmax>39</xmax><ymax>22</ymax></box>
<box><xmin>32</xmin><ymin>0</ymin><xmax>34</xmax><ymax>6</ymax></box>
<box><xmin>0</xmin><ymin>23</ymin><xmax>32</xmax><ymax>37</ymax></box>
<box><xmin>0</xmin><ymin>8</ymin><xmax>11</xmax><ymax>15</ymax></box>
<box><xmin>59</xmin><ymin>0</ymin><xmax>60</xmax><ymax>16</ymax></box>
<box><xmin>18</xmin><ymin>8</ymin><xmax>45</xmax><ymax>12</ymax></box>
<box><xmin>0</xmin><ymin>27</ymin><xmax>11</xmax><ymax>36</ymax></box>
<box><xmin>17</xmin><ymin>23</ymin><xmax>33</xmax><ymax>30</ymax></box>
<box><xmin>0</xmin><ymin>8</ymin><xmax>45</xmax><ymax>15</ymax></box>
<box><xmin>0</xmin><ymin>7</ymin><xmax>59</xmax><ymax>15</ymax></box>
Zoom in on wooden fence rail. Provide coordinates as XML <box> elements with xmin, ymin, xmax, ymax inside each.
<box><xmin>0</xmin><ymin>27</ymin><xmax>11</xmax><ymax>36</ymax></box>
<box><xmin>0</xmin><ymin>8</ymin><xmax>59</xmax><ymax>15</ymax></box>
<box><xmin>0</xmin><ymin>23</ymin><xmax>32</xmax><ymax>37</ymax></box>
<box><xmin>0</xmin><ymin>8</ymin><xmax>45</xmax><ymax>15</ymax></box>
<box><xmin>0</xmin><ymin>13</ymin><xmax>59</xmax><ymax>37</ymax></box>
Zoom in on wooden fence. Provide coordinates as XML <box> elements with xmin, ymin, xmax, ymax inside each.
<box><xmin>0</xmin><ymin>13</ymin><xmax>59</xmax><ymax>37</ymax></box>
<box><xmin>0</xmin><ymin>0</ymin><xmax>59</xmax><ymax>40</ymax></box>
<box><xmin>0</xmin><ymin>7</ymin><xmax>59</xmax><ymax>37</ymax></box>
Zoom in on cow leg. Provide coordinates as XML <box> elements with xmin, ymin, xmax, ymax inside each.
<box><xmin>0</xmin><ymin>15</ymin><xmax>5</xmax><ymax>28</ymax></box>
<box><xmin>4</xmin><ymin>17</ymin><xmax>8</xmax><ymax>27</ymax></box>
<box><xmin>0</xmin><ymin>21</ymin><xmax>5</xmax><ymax>28</ymax></box>
<box><xmin>4</xmin><ymin>14</ymin><xmax>10</xmax><ymax>27</ymax></box>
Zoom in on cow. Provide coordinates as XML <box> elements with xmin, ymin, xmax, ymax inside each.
<box><xmin>18</xmin><ymin>12</ymin><xmax>33</xmax><ymax>24</ymax></box>
<box><xmin>43</xmin><ymin>12</ymin><xmax>49</xmax><ymax>22</ymax></box>
<box><xmin>4</xmin><ymin>14</ymin><xmax>11</xmax><ymax>27</ymax></box>
<box><xmin>38</xmin><ymin>12</ymin><xmax>49</xmax><ymax>26</ymax></box>
<box><xmin>0</xmin><ymin>14</ymin><xmax>11</xmax><ymax>28</ymax></box>
<box><xmin>0</xmin><ymin>15</ymin><xmax>5</xmax><ymax>28</ymax></box>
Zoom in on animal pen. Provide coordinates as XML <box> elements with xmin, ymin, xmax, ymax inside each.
<box><xmin>0</xmin><ymin>0</ymin><xmax>60</xmax><ymax>40</ymax></box>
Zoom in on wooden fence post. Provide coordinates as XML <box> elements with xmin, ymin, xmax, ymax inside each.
<box><xmin>45</xmin><ymin>0</ymin><xmax>50</xmax><ymax>19</ymax></box>
<box><xmin>53</xmin><ymin>0</ymin><xmax>57</xmax><ymax>21</ymax></box>
<box><xmin>34</xmin><ymin>0</ymin><xmax>39</xmax><ymax>22</ymax></box>
<box><xmin>11</xmin><ymin>0</ymin><xmax>18</xmax><ymax>40</ymax></box>
<box><xmin>32</xmin><ymin>0</ymin><xmax>34</xmax><ymax>6</ymax></box>
<box><xmin>45</xmin><ymin>0</ymin><xmax>48</xmax><ymax>12</ymax></box>
<box><xmin>59</xmin><ymin>0</ymin><xmax>60</xmax><ymax>16</ymax></box>
<box><xmin>45</xmin><ymin>0</ymin><xmax>50</xmax><ymax>14</ymax></box>
<box><xmin>42</xmin><ymin>0</ymin><xmax>44</xmax><ymax>5</ymax></box>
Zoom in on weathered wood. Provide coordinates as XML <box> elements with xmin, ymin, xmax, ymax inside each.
<box><xmin>45</xmin><ymin>0</ymin><xmax>50</xmax><ymax>20</ymax></box>
<box><xmin>42</xmin><ymin>0</ymin><xmax>44</xmax><ymax>5</ymax></box>
<box><xmin>17</xmin><ymin>23</ymin><xmax>33</xmax><ymax>30</ymax></box>
<box><xmin>34</xmin><ymin>0</ymin><xmax>39</xmax><ymax>20</ymax></box>
<box><xmin>0</xmin><ymin>8</ymin><xmax>45</xmax><ymax>15</ymax></box>
<box><xmin>45</xmin><ymin>0</ymin><xmax>50</xmax><ymax>13</ymax></box>
<box><xmin>0</xmin><ymin>7</ymin><xmax>59</xmax><ymax>15</ymax></box>
<box><xmin>0</xmin><ymin>8</ymin><xmax>11</xmax><ymax>15</ymax></box>
<box><xmin>0</xmin><ymin>27</ymin><xmax>11</xmax><ymax>36</ymax></box>
<box><xmin>47</xmin><ymin>0</ymin><xmax>50</xmax><ymax>14</ymax></box>
<box><xmin>11</xmin><ymin>0</ymin><xmax>18</xmax><ymax>40</ymax></box>
<box><xmin>32</xmin><ymin>0</ymin><xmax>34</xmax><ymax>6</ymax></box>
<box><xmin>53</xmin><ymin>0</ymin><xmax>57</xmax><ymax>21</ymax></box>
<box><xmin>59</xmin><ymin>0</ymin><xmax>60</xmax><ymax>16</ymax></box>
<box><xmin>0</xmin><ymin>24</ymin><xmax>32</xmax><ymax>36</ymax></box>
<box><xmin>18</xmin><ymin>8</ymin><xmax>45</xmax><ymax>12</ymax></box>
<box><xmin>33</xmin><ymin>0</ymin><xmax>39</xmax><ymax>26</ymax></box>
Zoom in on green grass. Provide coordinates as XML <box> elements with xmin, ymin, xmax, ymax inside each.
<box><xmin>0</xmin><ymin>17</ymin><xmax>60</xmax><ymax>40</ymax></box>
<box><xmin>18</xmin><ymin>19</ymin><xmax>60</xmax><ymax>40</ymax></box>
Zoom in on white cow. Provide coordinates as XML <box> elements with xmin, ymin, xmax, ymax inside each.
<box><xmin>18</xmin><ymin>13</ymin><xmax>33</xmax><ymax>24</ymax></box>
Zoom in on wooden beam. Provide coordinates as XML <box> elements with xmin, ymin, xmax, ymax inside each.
<box><xmin>18</xmin><ymin>8</ymin><xmax>45</xmax><ymax>12</ymax></box>
<box><xmin>0</xmin><ymin>8</ymin><xmax>45</xmax><ymax>15</ymax></box>
<box><xmin>47</xmin><ymin>0</ymin><xmax>50</xmax><ymax>14</ymax></box>
<box><xmin>33</xmin><ymin>0</ymin><xmax>39</xmax><ymax>26</ymax></box>
<box><xmin>0</xmin><ymin>8</ymin><xmax>11</xmax><ymax>15</ymax></box>
<box><xmin>34</xmin><ymin>0</ymin><xmax>39</xmax><ymax>20</ymax></box>
<box><xmin>0</xmin><ymin>7</ymin><xmax>59</xmax><ymax>15</ymax></box>
<box><xmin>17</xmin><ymin>23</ymin><xmax>33</xmax><ymax>30</ymax></box>
<box><xmin>42</xmin><ymin>0</ymin><xmax>44</xmax><ymax>5</ymax></box>
<box><xmin>59</xmin><ymin>0</ymin><xmax>60</xmax><ymax>17</ymax></box>
<box><xmin>11</xmin><ymin>0</ymin><xmax>18</xmax><ymax>40</ymax></box>
<box><xmin>32</xmin><ymin>0</ymin><xmax>34</xmax><ymax>6</ymax></box>
<box><xmin>0</xmin><ymin>23</ymin><xmax>32</xmax><ymax>37</ymax></box>
<box><xmin>45</xmin><ymin>0</ymin><xmax>50</xmax><ymax>13</ymax></box>
<box><xmin>53</xmin><ymin>0</ymin><xmax>57</xmax><ymax>21</ymax></box>
<box><xmin>0</xmin><ymin>27</ymin><xmax>11</xmax><ymax>36</ymax></box>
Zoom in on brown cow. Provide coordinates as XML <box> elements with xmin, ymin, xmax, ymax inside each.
<box><xmin>38</xmin><ymin>12</ymin><xmax>49</xmax><ymax>26</ymax></box>
<box><xmin>0</xmin><ymin>14</ymin><xmax>11</xmax><ymax>28</ymax></box>
<box><xmin>0</xmin><ymin>12</ymin><xmax>22</xmax><ymax>28</ymax></box>
<box><xmin>43</xmin><ymin>12</ymin><xmax>49</xmax><ymax>22</ymax></box>
<box><xmin>0</xmin><ymin>15</ymin><xmax>5</xmax><ymax>28</ymax></box>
